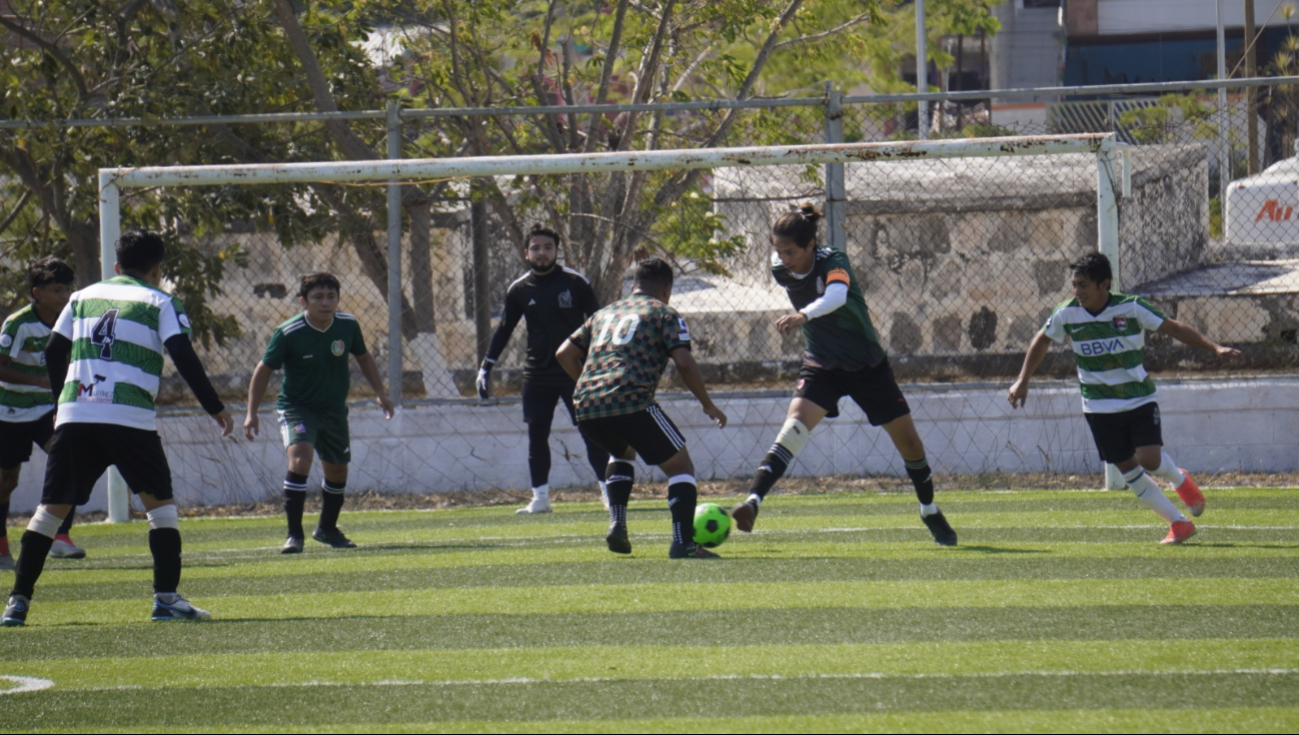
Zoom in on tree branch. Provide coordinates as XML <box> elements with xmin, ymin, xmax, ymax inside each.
<box><xmin>583</xmin><ymin>0</ymin><xmax>630</xmax><ymax>152</ymax></box>
<box><xmin>772</xmin><ymin>12</ymin><xmax>873</xmax><ymax>52</ymax></box>
<box><xmin>0</xmin><ymin>14</ymin><xmax>91</xmax><ymax>106</ymax></box>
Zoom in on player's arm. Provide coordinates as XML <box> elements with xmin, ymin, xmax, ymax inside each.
<box><xmin>44</xmin><ymin>332</ymin><xmax>72</xmax><ymax>398</ymax></box>
<box><xmin>776</xmin><ymin>282</ymin><xmax>849</xmax><ymax>334</ymax></box>
<box><xmin>0</xmin><ymin>355</ymin><xmax>50</xmax><ymax>389</ymax></box>
<box><xmin>478</xmin><ymin>290</ymin><xmax>524</xmax><ymax>399</ymax></box>
<box><xmin>165</xmin><ymin>335</ymin><xmax>232</xmax><ymax>436</ymax></box>
<box><xmin>244</xmin><ymin>361</ymin><xmax>275</xmax><ymax>439</ymax></box>
<box><xmin>355</xmin><ymin>351</ymin><xmax>394</xmax><ymax>419</ymax></box>
<box><xmin>1157</xmin><ymin>318</ymin><xmax>1242</xmax><ymax>359</ymax></box>
<box><xmin>555</xmin><ymin>339</ymin><xmax>585</xmax><ymax>382</ymax></box>
<box><xmin>669</xmin><ymin>346</ymin><xmax>726</xmax><ymax>429</ymax></box>
<box><xmin>1008</xmin><ymin>329</ymin><xmax>1054</xmax><ymax>409</ymax></box>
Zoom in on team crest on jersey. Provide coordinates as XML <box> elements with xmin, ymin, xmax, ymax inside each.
<box><xmin>331</xmin><ymin>339</ymin><xmax>345</xmax><ymax>357</ymax></box>
<box><xmin>0</xmin><ymin>333</ymin><xmax>11</xmax><ymax>349</ymax></box>
<box><xmin>295</xmin><ymin>422</ymin><xmax>307</xmax><ymax>434</ymax></box>
<box><xmin>558</xmin><ymin>290</ymin><xmax>573</xmax><ymax>309</ymax></box>
<box><xmin>179</xmin><ymin>314</ymin><xmax>191</xmax><ymax>329</ymax></box>
<box><xmin>816</xmin><ymin>276</ymin><xmax>825</xmax><ymax>294</ymax></box>
<box><xmin>1112</xmin><ymin>317</ymin><xmax>1128</xmax><ymax>331</ymax></box>
<box><xmin>677</xmin><ymin>317</ymin><xmax>691</xmax><ymax>341</ymax></box>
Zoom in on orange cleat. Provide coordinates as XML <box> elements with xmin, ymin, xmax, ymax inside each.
<box><xmin>1160</xmin><ymin>520</ymin><xmax>1197</xmax><ymax>545</ymax></box>
<box><xmin>1174</xmin><ymin>470</ymin><xmax>1205</xmax><ymax>517</ymax></box>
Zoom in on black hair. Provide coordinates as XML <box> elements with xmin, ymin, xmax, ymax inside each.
<box><xmin>632</xmin><ymin>257</ymin><xmax>674</xmax><ymax>292</ymax></box>
<box><xmin>771</xmin><ymin>202</ymin><xmax>823</xmax><ymax>249</ymax></box>
<box><xmin>1069</xmin><ymin>252</ymin><xmax>1113</xmax><ymax>286</ymax></box>
<box><xmin>299</xmin><ymin>272</ymin><xmax>341</xmax><ymax>300</ymax></box>
<box><xmin>28</xmin><ymin>255</ymin><xmax>74</xmax><ymax>293</ymax></box>
<box><xmin>524</xmin><ymin>224</ymin><xmax>562</xmax><ymax>249</ymax></box>
<box><xmin>115</xmin><ymin>229</ymin><xmax>166</xmax><ymax>275</ymax></box>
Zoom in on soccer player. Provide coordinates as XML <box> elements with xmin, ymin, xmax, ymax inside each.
<box><xmin>244</xmin><ymin>273</ymin><xmax>393</xmax><ymax>553</ymax></box>
<box><xmin>2</xmin><ymin>229</ymin><xmax>233</xmax><ymax>626</ymax></box>
<box><xmin>1008</xmin><ymin>252</ymin><xmax>1239</xmax><ymax>544</ymax></box>
<box><xmin>556</xmin><ymin>257</ymin><xmax>727</xmax><ymax>559</ymax></box>
<box><xmin>477</xmin><ymin>225</ymin><xmax>610</xmax><ymax>514</ymax></box>
<box><xmin>730</xmin><ymin>204</ymin><xmax>958</xmax><ymax>546</ymax></box>
<box><xmin>1</xmin><ymin>256</ymin><xmax>87</xmax><ymax>569</ymax></box>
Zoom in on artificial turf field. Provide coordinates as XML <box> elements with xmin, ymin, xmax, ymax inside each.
<box><xmin>1</xmin><ymin>487</ymin><xmax>1297</xmax><ymax>733</ymax></box>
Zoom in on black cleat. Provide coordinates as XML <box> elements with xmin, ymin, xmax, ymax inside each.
<box><xmin>606</xmin><ymin>523</ymin><xmax>632</xmax><ymax>554</ymax></box>
<box><xmin>281</xmin><ymin>536</ymin><xmax>304</xmax><ymax>554</ymax></box>
<box><xmin>2</xmin><ymin>594</ymin><xmax>29</xmax><ymax>627</ymax></box>
<box><xmin>921</xmin><ymin>511</ymin><xmax>958</xmax><ymax>546</ymax></box>
<box><xmin>730</xmin><ymin>500</ymin><xmax>759</xmax><ymax>533</ymax></box>
<box><xmin>668</xmin><ymin>541</ymin><xmax>721</xmax><ymax>559</ymax></box>
<box><xmin>312</xmin><ymin>527</ymin><xmax>357</xmax><ymax>549</ymax></box>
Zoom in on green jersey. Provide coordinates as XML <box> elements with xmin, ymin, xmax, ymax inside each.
<box><xmin>772</xmin><ymin>248</ymin><xmax>886</xmax><ymax>370</ymax></box>
<box><xmin>1041</xmin><ymin>292</ymin><xmax>1167</xmax><ymax>414</ymax></box>
<box><xmin>262</xmin><ymin>312</ymin><xmax>367</xmax><ymax>416</ymax></box>
<box><xmin>569</xmin><ymin>294</ymin><xmax>691</xmax><ymax>421</ymax></box>
<box><xmin>0</xmin><ymin>304</ymin><xmax>54</xmax><ymax>423</ymax></box>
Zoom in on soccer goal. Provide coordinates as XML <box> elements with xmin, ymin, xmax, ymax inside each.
<box><xmin>95</xmin><ymin>134</ymin><xmax>1128</xmax><ymax>518</ymax></box>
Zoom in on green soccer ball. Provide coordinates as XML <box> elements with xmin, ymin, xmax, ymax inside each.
<box><xmin>693</xmin><ymin>503</ymin><xmax>732</xmax><ymax>548</ymax></box>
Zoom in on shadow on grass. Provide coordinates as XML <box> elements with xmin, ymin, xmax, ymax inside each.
<box><xmin>953</xmin><ymin>545</ymin><xmax>1049</xmax><ymax>555</ymax></box>
<box><xmin>1185</xmin><ymin>542</ymin><xmax>1299</xmax><ymax>550</ymax></box>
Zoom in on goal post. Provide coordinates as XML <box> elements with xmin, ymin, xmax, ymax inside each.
<box><xmin>98</xmin><ymin>133</ymin><xmax>1122</xmax><ymax>519</ymax></box>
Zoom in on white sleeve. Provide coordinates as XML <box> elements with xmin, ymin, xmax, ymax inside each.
<box><xmin>799</xmin><ymin>282</ymin><xmax>849</xmax><ymax>320</ymax></box>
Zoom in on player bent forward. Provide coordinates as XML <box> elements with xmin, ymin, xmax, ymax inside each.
<box><xmin>1008</xmin><ymin>253</ymin><xmax>1239</xmax><ymax>544</ymax></box>
<box><xmin>245</xmin><ymin>273</ymin><xmax>393</xmax><ymax>554</ymax></box>
<box><xmin>555</xmin><ymin>258</ymin><xmax>727</xmax><ymax>559</ymax></box>
<box><xmin>3</xmin><ymin>229</ymin><xmax>234</xmax><ymax>626</ymax></box>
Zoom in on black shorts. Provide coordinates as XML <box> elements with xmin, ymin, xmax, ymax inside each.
<box><xmin>577</xmin><ymin>404</ymin><xmax>687</xmax><ymax>466</ymax></box>
<box><xmin>1084</xmin><ymin>402</ymin><xmax>1163</xmax><ymax>464</ymax></box>
<box><xmin>42</xmin><ymin>423</ymin><xmax>173</xmax><ymax>506</ymax></box>
<box><xmin>795</xmin><ymin>357</ymin><xmax>911</xmax><ymax>426</ymax></box>
<box><xmin>521</xmin><ymin>376</ymin><xmax>578</xmax><ymax>427</ymax></box>
<box><xmin>0</xmin><ymin>410</ymin><xmax>55</xmax><ymax>470</ymax></box>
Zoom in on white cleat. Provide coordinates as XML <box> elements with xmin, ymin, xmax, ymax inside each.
<box><xmin>516</xmin><ymin>499</ymin><xmax>553</xmax><ymax>515</ymax></box>
<box><xmin>50</xmin><ymin>536</ymin><xmax>86</xmax><ymax>559</ymax></box>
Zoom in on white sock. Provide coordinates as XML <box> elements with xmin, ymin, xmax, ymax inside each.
<box><xmin>1149</xmin><ymin>453</ymin><xmax>1186</xmax><ymax>487</ymax></box>
<box><xmin>920</xmin><ymin>502</ymin><xmax>939</xmax><ymax>517</ymax></box>
<box><xmin>747</xmin><ymin>493</ymin><xmax>762</xmax><ymax>506</ymax></box>
<box><xmin>1123</xmin><ymin>467</ymin><xmax>1186</xmax><ymax>523</ymax></box>
<box><xmin>532</xmin><ymin>485</ymin><xmax>550</xmax><ymax>502</ymax></box>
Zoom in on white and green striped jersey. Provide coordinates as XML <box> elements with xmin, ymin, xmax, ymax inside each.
<box><xmin>52</xmin><ymin>275</ymin><xmax>192</xmax><ymax>431</ymax></box>
<box><xmin>0</xmin><ymin>305</ymin><xmax>55</xmax><ymax>423</ymax></box>
<box><xmin>1042</xmin><ymin>292</ymin><xmax>1166</xmax><ymax>414</ymax></box>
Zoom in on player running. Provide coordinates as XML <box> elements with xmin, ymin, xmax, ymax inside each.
<box><xmin>1</xmin><ymin>256</ymin><xmax>87</xmax><ymax>569</ymax></box>
<box><xmin>477</xmin><ymin>225</ymin><xmax>610</xmax><ymax>514</ymax></box>
<box><xmin>245</xmin><ymin>273</ymin><xmax>393</xmax><ymax>553</ymax></box>
<box><xmin>730</xmin><ymin>204</ymin><xmax>958</xmax><ymax>546</ymax></box>
<box><xmin>1008</xmin><ymin>253</ymin><xmax>1239</xmax><ymax>544</ymax></box>
<box><xmin>556</xmin><ymin>257</ymin><xmax>727</xmax><ymax>559</ymax></box>
<box><xmin>3</xmin><ymin>229</ymin><xmax>233</xmax><ymax>626</ymax></box>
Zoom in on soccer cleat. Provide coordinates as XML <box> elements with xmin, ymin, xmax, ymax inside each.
<box><xmin>921</xmin><ymin>511</ymin><xmax>958</xmax><ymax>546</ymax></box>
<box><xmin>1160</xmin><ymin>520</ymin><xmax>1197</xmax><ymax>545</ymax></box>
<box><xmin>605</xmin><ymin>523</ymin><xmax>632</xmax><ymax>554</ymax></box>
<box><xmin>730</xmin><ymin>500</ymin><xmax>759</xmax><ymax>533</ymax></box>
<box><xmin>312</xmin><ymin>527</ymin><xmax>357</xmax><ymax>549</ymax></box>
<box><xmin>0</xmin><ymin>554</ymin><xmax>14</xmax><ymax>572</ymax></box>
<box><xmin>50</xmin><ymin>534</ymin><xmax>86</xmax><ymax>559</ymax></box>
<box><xmin>2</xmin><ymin>594</ymin><xmax>29</xmax><ymax>626</ymax></box>
<box><xmin>668</xmin><ymin>541</ymin><xmax>721</xmax><ymax>559</ymax></box>
<box><xmin>515</xmin><ymin>499</ymin><xmax>553</xmax><ymax>515</ymax></box>
<box><xmin>281</xmin><ymin>535</ymin><xmax>304</xmax><ymax>554</ymax></box>
<box><xmin>151</xmin><ymin>595</ymin><xmax>211</xmax><ymax>621</ymax></box>
<box><xmin>1174</xmin><ymin>470</ymin><xmax>1206</xmax><ymax>517</ymax></box>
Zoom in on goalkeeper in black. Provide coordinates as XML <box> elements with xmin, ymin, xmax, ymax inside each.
<box><xmin>477</xmin><ymin>225</ymin><xmax>610</xmax><ymax>514</ymax></box>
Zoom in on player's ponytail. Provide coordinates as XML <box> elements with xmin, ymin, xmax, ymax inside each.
<box><xmin>772</xmin><ymin>202</ymin><xmax>823</xmax><ymax>249</ymax></box>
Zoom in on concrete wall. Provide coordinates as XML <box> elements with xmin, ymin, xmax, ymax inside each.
<box><xmin>9</xmin><ymin>379</ymin><xmax>1296</xmax><ymax>514</ymax></box>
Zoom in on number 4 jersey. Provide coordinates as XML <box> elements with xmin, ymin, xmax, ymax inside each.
<box><xmin>569</xmin><ymin>293</ymin><xmax>691</xmax><ymax>422</ymax></box>
<box><xmin>52</xmin><ymin>275</ymin><xmax>193</xmax><ymax>431</ymax></box>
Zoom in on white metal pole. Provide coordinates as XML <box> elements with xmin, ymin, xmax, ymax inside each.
<box><xmin>98</xmin><ymin>173</ymin><xmax>131</xmax><ymax>523</ymax></box>
<box><xmin>1095</xmin><ymin>141</ymin><xmax>1126</xmax><ymax>491</ymax></box>
<box><xmin>916</xmin><ymin>0</ymin><xmax>929</xmax><ymax>140</ymax></box>
<box><xmin>1217</xmin><ymin>0</ymin><xmax>1230</xmax><ymax>210</ymax></box>
<box><xmin>823</xmin><ymin>85</ymin><xmax>846</xmax><ymax>251</ymax></box>
<box><xmin>386</xmin><ymin>101</ymin><xmax>403</xmax><ymax>410</ymax></box>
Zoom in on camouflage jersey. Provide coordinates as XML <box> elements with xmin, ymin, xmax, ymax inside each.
<box><xmin>569</xmin><ymin>293</ymin><xmax>692</xmax><ymax>422</ymax></box>
<box><xmin>773</xmin><ymin>248</ymin><xmax>886</xmax><ymax>371</ymax></box>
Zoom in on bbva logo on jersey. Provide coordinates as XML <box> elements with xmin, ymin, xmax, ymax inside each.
<box><xmin>1078</xmin><ymin>338</ymin><xmax>1124</xmax><ymax>356</ymax></box>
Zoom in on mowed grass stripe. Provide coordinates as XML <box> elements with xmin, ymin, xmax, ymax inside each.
<box><xmin>61</xmin><ymin>707</ymin><xmax>1298</xmax><ymax>734</ymax></box>
<box><xmin>5</xmin><ymin>672</ymin><xmax>1298</xmax><ymax>729</ymax></box>
<box><xmin>4</xmin><ymin>605</ymin><xmax>1292</xmax><ymax>660</ymax></box>
<box><xmin>23</xmin><ymin>555</ymin><xmax>1299</xmax><ymax>603</ymax></box>
<box><xmin>5</xmin><ymin>639</ymin><xmax>1296</xmax><ymax>690</ymax></box>
<box><xmin>5</xmin><ymin>578</ymin><xmax>1297</xmax><ymax>626</ymax></box>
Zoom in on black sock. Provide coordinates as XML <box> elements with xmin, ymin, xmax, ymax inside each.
<box><xmin>284</xmin><ymin>471</ymin><xmax>308</xmax><ymax>538</ymax></box>
<box><xmin>56</xmin><ymin>511</ymin><xmax>73</xmax><ymax>536</ymax></box>
<box><xmin>320</xmin><ymin>481</ymin><xmax>346</xmax><ymax>530</ymax></box>
<box><xmin>606</xmin><ymin>461</ymin><xmax>634</xmax><ymax>525</ymax></box>
<box><xmin>149</xmin><ymin>528</ymin><xmax>182</xmax><ymax>595</ymax></box>
<box><xmin>527</xmin><ymin>421</ymin><xmax>552</xmax><ymax>489</ymax></box>
<box><xmin>12</xmin><ymin>530</ymin><xmax>56</xmax><ymax>599</ymax></box>
<box><xmin>748</xmin><ymin>444</ymin><xmax>793</xmax><ymax>500</ymax></box>
<box><xmin>667</xmin><ymin>480</ymin><xmax>698</xmax><ymax>546</ymax></box>
<box><xmin>904</xmin><ymin>457</ymin><xmax>935</xmax><ymax>506</ymax></box>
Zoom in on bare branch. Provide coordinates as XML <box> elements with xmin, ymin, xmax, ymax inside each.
<box><xmin>583</xmin><ymin>0</ymin><xmax>630</xmax><ymax>153</ymax></box>
<box><xmin>772</xmin><ymin>12</ymin><xmax>873</xmax><ymax>52</ymax></box>
<box><xmin>0</xmin><ymin>190</ymin><xmax>32</xmax><ymax>238</ymax></box>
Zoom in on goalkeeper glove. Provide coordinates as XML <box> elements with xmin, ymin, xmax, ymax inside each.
<box><xmin>476</xmin><ymin>362</ymin><xmax>492</xmax><ymax>399</ymax></box>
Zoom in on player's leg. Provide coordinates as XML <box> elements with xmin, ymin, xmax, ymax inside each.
<box><xmin>626</xmin><ymin>404</ymin><xmax>716</xmax><ymax>559</ymax></box>
<box><xmin>518</xmin><ymin>380</ymin><xmax>558</xmax><ymax>514</ymax></box>
<box><xmin>277</xmin><ymin>406</ymin><xmax>319</xmax><ymax>553</ymax></box>
<box><xmin>312</xmin><ymin>460</ymin><xmax>355</xmax><ymax>548</ymax></box>
<box><xmin>878</xmin><ymin>414</ymin><xmax>956</xmax><ymax>547</ymax></box>
<box><xmin>561</xmin><ymin>389</ymin><xmax>610</xmax><ymax>509</ymax></box>
<box><xmin>37</xmin><ymin>419</ymin><xmax>85</xmax><ymax>560</ymax></box>
<box><xmin>732</xmin><ymin>388</ymin><xmax>829</xmax><ymax>533</ymax></box>
<box><xmin>1135</xmin><ymin>406</ymin><xmax>1204</xmax><ymax>517</ymax></box>
<box><xmin>577</xmin><ymin>417</ymin><xmax>633</xmax><ymax>554</ymax></box>
<box><xmin>0</xmin><ymin>467</ymin><xmax>18</xmax><ymax>570</ymax></box>
<box><xmin>0</xmin><ymin>417</ymin><xmax>45</xmax><ymax>569</ymax></box>
<box><xmin>1090</xmin><ymin>407</ymin><xmax>1193</xmax><ymax>544</ymax></box>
